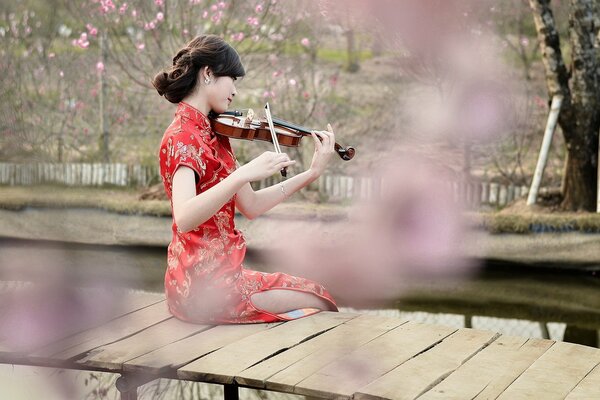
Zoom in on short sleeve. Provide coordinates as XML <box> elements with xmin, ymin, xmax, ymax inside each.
<box><xmin>159</xmin><ymin>130</ymin><xmax>209</xmax><ymax>195</ymax></box>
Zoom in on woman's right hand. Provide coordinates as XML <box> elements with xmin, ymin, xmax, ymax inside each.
<box><xmin>236</xmin><ymin>151</ymin><xmax>296</xmax><ymax>182</ymax></box>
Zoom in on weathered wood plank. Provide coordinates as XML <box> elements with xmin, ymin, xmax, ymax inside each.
<box><xmin>353</xmin><ymin>328</ymin><xmax>499</xmax><ymax>400</ymax></box>
<box><xmin>497</xmin><ymin>341</ymin><xmax>600</xmax><ymax>400</ymax></box>
<box><xmin>75</xmin><ymin>317</ymin><xmax>212</xmax><ymax>370</ymax></box>
<box><xmin>124</xmin><ymin>322</ymin><xmax>280</xmax><ymax>376</ymax></box>
<box><xmin>565</xmin><ymin>362</ymin><xmax>600</xmax><ymax>400</ymax></box>
<box><xmin>417</xmin><ymin>336</ymin><xmax>552</xmax><ymax>400</ymax></box>
<box><xmin>177</xmin><ymin>311</ymin><xmax>357</xmax><ymax>384</ymax></box>
<box><xmin>293</xmin><ymin>321</ymin><xmax>457</xmax><ymax>398</ymax></box>
<box><xmin>236</xmin><ymin>314</ymin><xmax>405</xmax><ymax>392</ymax></box>
<box><xmin>0</xmin><ymin>288</ymin><xmax>163</xmax><ymax>361</ymax></box>
<box><xmin>29</xmin><ymin>300</ymin><xmax>171</xmax><ymax>364</ymax></box>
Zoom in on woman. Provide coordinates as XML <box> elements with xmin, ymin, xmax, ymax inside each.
<box><xmin>152</xmin><ymin>34</ymin><xmax>338</xmax><ymax>324</ymax></box>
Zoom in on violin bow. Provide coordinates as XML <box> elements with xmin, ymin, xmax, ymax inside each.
<box><xmin>264</xmin><ymin>103</ymin><xmax>287</xmax><ymax>178</ymax></box>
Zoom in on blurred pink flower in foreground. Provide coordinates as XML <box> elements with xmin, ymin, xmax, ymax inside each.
<box><xmin>264</xmin><ymin>156</ymin><xmax>475</xmax><ymax>306</ymax></box>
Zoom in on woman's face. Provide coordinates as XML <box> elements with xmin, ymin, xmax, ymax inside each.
<box><xmin>206</xmin><ymin>75</ymin><xmax>237</xmax><ymax>114</ymax></box>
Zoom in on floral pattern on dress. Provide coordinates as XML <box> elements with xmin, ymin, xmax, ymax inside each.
<box><xmin>158</xmin><ymin>101</ymin><xmax>338</xmax><ymax>324</ymax></box>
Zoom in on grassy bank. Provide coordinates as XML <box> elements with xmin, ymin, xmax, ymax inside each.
<box><xmin>0</xmin><ymin>185</ymin><xmax>347</xmax><ymax>220</ymax></box>
<box><xmin>2</xmin><ymin>185</ymin><xmax>600</xmax><ymax>233</ymax></box>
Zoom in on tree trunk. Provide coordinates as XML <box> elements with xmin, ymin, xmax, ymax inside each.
<box><xmin>529</xmin><ymin>0</ymin><xmax>599</xmax><ymax>210</ymax></box>
<box><xmin>100</xmin><ymin>30</ymin><xmax>110</xmax><ymax>162</ymax></box>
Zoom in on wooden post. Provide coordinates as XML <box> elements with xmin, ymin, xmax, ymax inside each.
<box><xmin>115</xmin><ymin>373</ymin><xmax>157</xmax><ymax>400</ymax></box>
<box><xmin>527</xmin><ymin>94</ymin><xmax>563</xmax><ymax>206</ymax></box>
<box><xmin>224</xmin><ymin>384</ymin><xmax>239</xmax><ymax>400</ymax></box>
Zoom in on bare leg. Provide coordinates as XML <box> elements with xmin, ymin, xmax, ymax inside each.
<box><xmin>250</xmin><ymin>290</ymin><xmax>335</xmax><ymax>314</ymax></box>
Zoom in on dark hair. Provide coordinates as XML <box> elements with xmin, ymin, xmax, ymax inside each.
<box><xmin>152</xmin><ymin>34</ymin><xmax>245</xmax><ymax>104</ymax></box>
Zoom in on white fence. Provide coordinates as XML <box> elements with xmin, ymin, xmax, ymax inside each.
<box><xmin>0</xmin><ymin>162</ymin><xmax>530</xmax><ymax>208</ymax></box>
<box><xmin>0</xmin><ymin>162</ymin><xmax>158</xmax><ymax>187</ymax></box>
<box><xmin>258</xmin><ymin>174</ymin><xmax>530</xmax><ymax>208</ymax></box>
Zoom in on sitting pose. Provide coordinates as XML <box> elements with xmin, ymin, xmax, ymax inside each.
<box><xmin>152</xmin><ymin>34</ymin><xmax>338</xmax><ymax>323</ymax></box>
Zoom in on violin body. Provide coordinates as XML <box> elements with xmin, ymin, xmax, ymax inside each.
<box><xmin>211</xmin><ymin>114</ymin><xmax>302</xmax><ymax>147</ymax></box>
<box><xmin>210</xmin><ymin>110</ymin><xmax>355</xmax><ymax>161</ymax></box>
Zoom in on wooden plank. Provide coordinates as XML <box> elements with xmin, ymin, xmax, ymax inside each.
<box><xmin>236</xmin><ymin>314</ymin><xmax>405</xmax><ymax>392</ymax></box>
<box><xmin>124</xmin><ymin>322</ymin><xmax>281</xmax><ymax>376</ymax></box>
<box><xmin>177</xmin><ymin>311</ymin><xmax>357</xmax><ymax>384</ymax></box>
<box><xmin>417</xmin><ymin>336</ymin><xmax>552</xmax><ymax>400</ymax></box>
<box><xmin>75</xmin><ymin>317</ymin><xmax>213</xmax><ymax>370</ymax></box>
<box><xmin>565</xmin><ymin>362</ymin><xmax>600</xmax><ymax>399</ymax></box>
<box><xmin>29</xmin><ymin>300</ymin><xmax>171</xmax><ymax>365</ymax></box>
<box><xmin>353</xmin><ymin>328</ymin><xmax>499</xmax><ymax>400</ymax></box>
<box><xmin>497</xmin><ymin>341</ymin><xmax>600</xmax><ymax>400</ymax></box>
<box><xmin>293</xmin><ymin>321</ymin><xmax>457</xmax><ymax>398</ymax></box>
<box><xmin>0</xmin><ymin>287</ymin><xmax>163</xmax><ymax>360</ymax></box>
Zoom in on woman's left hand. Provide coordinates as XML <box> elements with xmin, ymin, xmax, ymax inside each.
<box><xmin>308</xmin><ymin>123</ymin><xmax>336</xmax><ymax>178</ymax></box>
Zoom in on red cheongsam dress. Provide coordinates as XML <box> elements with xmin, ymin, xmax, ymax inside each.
<box><xmin>158</xmin><ymin>101</ymin><xmax>338</xmax><ymax>324</ymax></box>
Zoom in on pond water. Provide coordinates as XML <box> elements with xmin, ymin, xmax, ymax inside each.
<box><xmin>0</xmin><ymin>238</ymin><xmax>598</xmax><ymax>399</ymax></box>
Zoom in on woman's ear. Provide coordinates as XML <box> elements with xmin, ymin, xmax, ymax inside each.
<box><xmin>204</xmin><ymin>66</ymin><xmax>212</xmax><ymax>79</ymax></box>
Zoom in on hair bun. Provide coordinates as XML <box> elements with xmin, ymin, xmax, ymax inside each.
<box><xmin>172</xmin><ymin>48</ymin><xmax>189</xmax><ymax>66</ymax></box>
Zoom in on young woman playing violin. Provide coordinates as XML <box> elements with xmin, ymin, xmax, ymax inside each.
<box><xmin>152</xmin><ymin>34</ymin><xmax>338</xmax><ymax>323</ymax></box>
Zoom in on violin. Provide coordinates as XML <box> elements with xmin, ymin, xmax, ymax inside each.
<box><xmin>209</xmin><ymin>108</ymin><xmax>356</xmax><ymax>161</ymax></box>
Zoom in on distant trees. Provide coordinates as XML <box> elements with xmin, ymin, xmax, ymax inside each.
<box><xmin>1</xmin><ymin>0</ymin><xmax>340</xmax><ymax>165</ymax></box>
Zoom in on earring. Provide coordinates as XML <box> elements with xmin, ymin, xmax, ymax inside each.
<box><xmin>204</xmin><ymin>77</ymin><xmax>211</xmax><ymax>84</ymax></box>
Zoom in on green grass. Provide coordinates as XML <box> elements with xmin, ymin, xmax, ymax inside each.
<box><xmin>476</xmin><ymin>211</ymin><xmax>600</xmax><ymax>233</ymax></box>
<box><xmin>0</xmin><ymin>185</ymin><xmax>171</xmax><ymax>217</ymax></box>
<box><xmin>3</xmin><ymin>185</ymin><xmax>600</xmax><ymax>233</ymax></box>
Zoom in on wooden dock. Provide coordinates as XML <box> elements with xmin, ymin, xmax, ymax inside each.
<box><xmin>0</xmin><ymin>283</ymin><xmax>599</xmax><ymax>399</ymax></box>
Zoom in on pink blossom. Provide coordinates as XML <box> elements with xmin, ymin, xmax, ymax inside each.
<box><xmin>288</xmin><ymin>78</ymin><xmax>297</xmax><ymax>86</ymax></box>
<box><xmin>262</xmin><ymin>90</ymin><xmax>276</xmax><ymax>99</ymax></box>
<box><xmin>156</xmin><ymin>12</ymin><xmax>164</xmax><ymax>21</ymax></box>
<box><xmin>155</xmin><ymin>0</ymin><xmax>164</xmax><ymax>6</ymax></box>
<box><xmin>272</xmin><ymin>70</ymin><xmax>282</xmax><ymax>78</ymax></box>
<box><xmin>119</xmin><ymin>3</ymin><xmax>128</xmax><ymax>14</ymax></box>
<box><xmin>301</xmin><ymin>37</ymin><xmax>310</xmax><ymax>47</ymax></box>
<box><xmin>255</xmin><ymin>4</ymin><xmax>263</xmax><ymax>13</ymax></box>
<box><xmin>73</xmin><ymin>32</ymin><xmax>90</xmax><ymax>49</ymax></box>
<box><xmin>59</xmin><ymin>71</ymin><xmax>64</xmax><ymax>78</ymax></box>
<box><xmin>86</xmin><ymin>23</ymin><xmax>98</xmax><ymax>36</ymax></box>
<box><xmin>183</xmin><ymin>29</ymin><xmax>189</xmax><ymax>36</ymax></box>
<box><xmin>217</xmin><ymin>1</ymin><xmax>226</xmax><ymax>9</ymax></box>
<box><xmin>246</xmin><ymin>16</ymin><xmax>259</xmax><ymax>27</ymax></box>
<box><xmin>99</xmin><ymin>0</ymin><xmax>116</xmax><ymax>14</ymax></box>
<box><xmin>96</xmin><ymin>61</ymin><xmax>105</xmax><ymax>73</ymax></box>
<box><xmin>137</xmin><ymin>42</ymin><xmax>145</xmax><ymax>50</ymax></box>
<box><xmin>230</xmin><ymin>32</ymin><xmax>244</xmax><ymax>41</ymax></box>
<box><xmin>211</xmin><ymin>12</ymin><xmax>222</xmax><ymax>23</ymax></box>
<box><xmin>132</xmin><ymin>9</ymin><xmax>138</xmax><ymax>18</ymax></box>
<box><xmin>520</xmin><ymin>37</ymin><xmax>529</xmax><ymax>47</ymax></box>
<box><xmin>303</xmin><ymin>91</ymin><xmax>310</xmax><ymax>99</ymax></box>
<box><xmin>48</xmin><ymin>52</ymin><xmax>55</xmax><ymax>58</ymax></box>
<box><xmin>211</xmin><ymin>4</ymin><xmax>218</xmax><ymax>11</ymax></box>
<box><xmin>202</xmin><ymin>10</ymin><xmax>209</xmax><ymax>18</ymax></box>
